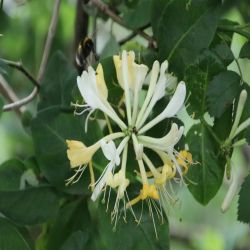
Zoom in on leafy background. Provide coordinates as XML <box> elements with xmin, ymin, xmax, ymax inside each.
<box><xmin>1</xmin><ymin>0</ymin><xmax>250</xmax><ymax>249</ymax></box>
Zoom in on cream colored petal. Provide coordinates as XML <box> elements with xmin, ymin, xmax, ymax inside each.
<box><xmin>96</xmin><ymin>64</ymin><xmax>108</xmax><ymax>101</ymax></box>
<box><xmin>66</xmin><ymin>140</ymin><xmax>99</xmax><ymax>168</ymax></box>
<box><xmin>113</xmin><ymin>55</ymin><xmax>123</xmax><ymax>88</ymax></box>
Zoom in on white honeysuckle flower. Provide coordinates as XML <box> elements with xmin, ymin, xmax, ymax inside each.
<box><xmin>76</xmin><ymin>64</ymin><xmax>126</xmax><ymax>130</ymax></box>
<box><xmin>66</xmin><ymin>50</ymin><xmax>192</xmax><ymax>231</ymax></box>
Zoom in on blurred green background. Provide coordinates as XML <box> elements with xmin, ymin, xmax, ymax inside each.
<box><xmin>0</xmin><ymin>0</ymin><xmax>250</xmax><ymax>249</ymax></box>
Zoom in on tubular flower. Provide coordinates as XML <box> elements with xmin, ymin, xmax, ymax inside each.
<box><xmin>66</xmin><ymin>50</ymin><xmax>192</xmax><ymax>231</ymax></box>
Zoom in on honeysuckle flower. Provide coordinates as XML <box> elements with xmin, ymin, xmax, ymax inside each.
<box><xmin>66</xmin><ymin>50</ymin><xmax>192</xmax><ymax>231</ymax></box>
<box><xmin>74</xmin><ymin>64</ymin><xmax>126</xmax><ymax>131</ymax></box>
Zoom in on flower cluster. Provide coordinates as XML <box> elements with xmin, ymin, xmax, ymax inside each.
<box><xmin>66</xmin><ymin>51</ymin><xmax>192</xmax><ymax>231</ymax></box>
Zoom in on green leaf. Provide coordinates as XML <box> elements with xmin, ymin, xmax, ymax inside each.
<box><xmin>31</xmin><ymin>106</ymin><xmax>103</xmax><ymax>191</ymax></box>
<box><xmin>46</xmin><ymin>200</ymin><xmax>91</xmax><ymax>250</ymax></box>
<box><xmin>0</xmin><ymin>159</ymin><xmax>26</xmax><ymax>191</ymax></box>
<box><xmin>0</xmin><ymin>186</ymin><xmax>59</xmax><ymax>225</ymax></box>
<box><xmin>38</xmin><ymin>51</ymin><xmax>77</xmax><ymax>110</ymax></box>
<box><xmin>206</xmin><ymin>71</ymin><xmax>241</xmax><ymax>118</ymax></box>
<box><xmin>212</xmin><ymin>43</ymin><xmax>234</xmax><ymax>66</ymax></box>
<box><xmin>0</xmin><ymin>218</ymin><xmax>31</xmax><ymax>250</ymax></box>
<box><xmin>60</xmin><ymin>231</ymin><xmax>89</xmax><ymax>250</ymax></box>
<box><xmin>185</xmin><ymin>50</ymin><xmax>225</xmax><ymax>119</ymax></box>
<box><xmin>123</xmin><ymin>0</ymin><xmax>152</xmax><ymax>29</ymax></box>
<box><xmin>187</xmin><ymin>124</ymin><xmax>226</xmax><ymax>205</ymax></box>
<box><xmin>152</xmin><ymin>0</ymin><xmax>219</xmax><ymax>74</ymax></box>
<box><xmin>213</xmin><ymin>106</ymin><xmax>233</xmax><ymax>141</ymax></box>
<box><xmin>94</xmin><ymin>203</ymin><xmax>169</xmax><ymax>250</ymax></box>
<box><xmin>238</xmin><ymin>174</ymin><xmax>250</xmax><ymax>224</ymax></box>
<box><xmin>239</xmin><ymin>41</ymin><xmax>250</xmax><ymax>59</ymax></box>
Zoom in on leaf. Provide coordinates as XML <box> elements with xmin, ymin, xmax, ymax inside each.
<box><xmin>0</xmin><ymin>186</ymin><xmax>59</xmax><ymax>225</ymax></box>
<box><xmin>60</xmin><ymin>231</ymin><xmax>89</xmax><ymax>250</ymax></box>
<box><xmin>239</xmin><ymin>41</ymin><xmax>250</xmax><ymax>59</ymax></box>
<box><xmin>185</xmin><ymin>50</ymin><xmax>225</xmax><ymax>119</ymax></box>
<box><xmin>238</xmin><ymin>174</ymin><xmax>250</xmax><ymax>224</ymax></box>
<box><xmin>123</xmin><ymin>0</ymin><xmax>152</xmax><ymax>29</ymax></box>
<box><xmin>0</xmin><ymin>218</ymin><xmax>31</xmax><ymax>250</ymax></box>
<box><xmin>186</xmin><ymin>124</ymin><xmax>226</xmax><ymax>205</ymax></box>
<box><xmin>38</xmin><ymin>51</ymin><xmax>77</xmax><ymax>110</ymax></box>
<box><xmin>31</xmin><ymin>106</ymin><xmax>104</xmax><ymax>192</ymax></box>
<box><xmin>152</xmin><ymin>0</ymin><xmax>219</xmax><ymax>74</ymax></box>
<box><xmin>212</xmin><ymin>43</ymin><xmax>234</xmax><ymax>66</ymax></box>
<box><xmin>45</xmin><ymin>200</ymin><xmax>91</xmax><ymax>250</ymax></box>
<box><xmin>93</xmin><ymin>203</ymin><xmax>169</xmax><ymax>250</ymax></box>
<box><xmin>206</xmin><ymin>71</ymin><xmax>241</xmax><ymax>118</ymax></box>
<box><xmin>0</xmin><ymin>159</ymin><xmax>26</xmax><ymax>191</ymax></box>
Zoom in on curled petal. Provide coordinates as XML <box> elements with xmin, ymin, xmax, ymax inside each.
<box><xmin>100</xmin><ymin>139</ymin><xmax>120</xmax><ymax>166</ymax></box>
<box><xmin>138</xmin><ymin>123</ymin><xmax>184</xmax><ymax>151</ymax></box>
<box><xmin>139</xmin><ymin>82</ymin><xmax>186</xmax><ymax>134</ymax></box>
<box><xmin>66</xmin><ymin>140</ymin><xmax>99</xmax><ymax>168</ymax></box>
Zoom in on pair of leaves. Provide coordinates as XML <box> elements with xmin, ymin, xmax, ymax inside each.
<box><xmin>184</xmin><ymin>46</ymin><xmax>240</xmax><ymax>204</ymax></box>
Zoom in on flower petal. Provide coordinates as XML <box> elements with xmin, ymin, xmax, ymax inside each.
<box><xmin>66</xmin><ymin>140</ymin><xmax>99</xmax><ymax>168</ymax></box>
<box><xmin>91</xmin><ymin>162</ymin><xmax>114</xmax><ymax>201</ymax></box>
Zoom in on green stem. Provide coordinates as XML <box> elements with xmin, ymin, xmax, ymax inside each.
<box><xmin>218</xmin><ymin>24</ymin><xmax>250</xmax><ymax>40</ymax></box>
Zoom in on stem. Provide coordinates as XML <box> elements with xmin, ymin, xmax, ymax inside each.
<box><xmin>89</xmin><ymin>161</ymin><xmax>95</xmax><ymax>192</ymax></box>
<box><xmin>3</xmin><ymin>0</ymin><xmax>62</xmax><ymax>112</ymax></box>
<box><xmin>104</xmin><ymin>113</ymin><xmax>113</xmax><ymax>134</ymax></box>
<box><xmin>1</xmin><ymin>59</ymin><xmax>40</xmax><ymax>87</ymax></box>
<box><xmin>218</xmin><ymin>24</ymin><xmax>250</xmax><ymax>40</ymax></box>
<box><xmin>90</xmin><ymin>0</ymin><xmax>154</xmax><ymax>43</ymax></box>
<box><xmin>0</xmin><ymin>74</ymin><xmax>24</xmax><ymax>117</ymax></box>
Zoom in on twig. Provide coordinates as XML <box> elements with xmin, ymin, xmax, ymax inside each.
<box><xmin>0</xmin><ymin>74</ymin><xmax>24</xmax><ymax>117</ymax></box>
<box><xmin>119</xmin><ymin>31</ymin><xmax>138</xmax><ymax>45</ymax></box>
<box><xmin>90</xmin><ymin>0</ymin><xmax>154</xmax><ymax>43</ymax></box>
<box><xmin>1</xmin><ymin>59</ymin><xmax>39</xmax><ymax>88</ymax></box>
<box><xmin>2</xmin><ymin>0</ymin><xmax>61</xmax><ymax>112</ymax></box>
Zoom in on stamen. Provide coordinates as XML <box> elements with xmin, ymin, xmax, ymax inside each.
<box><xmin>65</xmin><ymin>165</ymin><xmax>87</xmax><ymax>186</ymax></box>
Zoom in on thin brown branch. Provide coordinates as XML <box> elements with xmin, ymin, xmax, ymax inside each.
<box><xmin>1</xmin><ymin>59</ymin><xmax>39</xmax><ymax>88</ymax></box>
<box><xmin>90</xmin><ymin>0</ymin><xmax>154</xmax><ymax>43</ymax></box>
<box><xmin>0</xmin><ymin>74</ymin><xmax>24</xmax><ymax>117</ymax></box>
<box><xmin>2</xmin><ymin>0</ymin><xmax>61</xmax><ymax>112</ymax></box>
